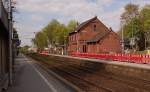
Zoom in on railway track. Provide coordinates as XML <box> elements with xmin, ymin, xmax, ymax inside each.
<box><xmin>68</xmin><ymin>63</ymin><xmax>150</xmax><ymax>91</ymax></box>
<box><xmin>50</xmin><ymin>60</ymin><xmax>150</xmax><ymax>91</ymax></box>
<box><xmin>52</xmin><ymin>67</ymin><xmax>111</xmax><ymax>92</ymax></box>
<box><xmin>29</xmin><ymin>55</ymin><xmax>150</xmax><ymax>92</ymax></box>
<box><xmin>48</xmin><ymin>61</ymin><xmax>137</xmax><ymax>92</ymax></box>
<box><xmin>35</xmin><ymin>60</ymin><xmax>112</xmax><ymax>92</ymax></box>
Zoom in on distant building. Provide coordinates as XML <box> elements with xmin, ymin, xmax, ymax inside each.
<box><xmin>68</xmin><ymin>16</ymin><xmax>122</xmax><ymax>54</ymax></box>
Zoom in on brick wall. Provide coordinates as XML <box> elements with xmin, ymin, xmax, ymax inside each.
<box><xmin>68</xmin><ymin>18</ymin><xmax>122</xmax><ymax>54</ymax></box>
<box><xmin>99</xmin><ymin>32</ymin><xmax>122</xmax><ymax>53</ymax></box>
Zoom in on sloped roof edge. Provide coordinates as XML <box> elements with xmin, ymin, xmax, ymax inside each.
<box><xmin>69</xmin><ymin>16</ymin><xmax>97</xmax><ymax>35</ymax></box>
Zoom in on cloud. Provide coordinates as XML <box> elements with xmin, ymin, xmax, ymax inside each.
<box><xmin>30</xmin><ymin>14</ymin><xmax>44</xmax><ymax>22</ymax></box>
<box><xmin>15</xmin><ymin>0</ymin><xmax>150</xmax><ymax>46</ymax></box>
<box><xmin>17</xmin><ymin>0</ymin><xmax>113</xmax><ymax>13</ymax></box>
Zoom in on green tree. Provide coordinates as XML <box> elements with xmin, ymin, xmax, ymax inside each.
<box><xmin>20</xmin><ymin>45</ymin><xmax>30</xmax><ymax>54</ymax></box>
<box><xmin>34</xmin><ymin>32</ymin><xmax>48</xmax><ymax>51</ymax></box>
<box><xmin>67</xmin><ymin>20</ymin><xmax>78</xmax><ymax>32</ymax></box>
<box><xmin>42</xmin><ymin>19</ymin><xmax>77</xmax><ymax>46</ymax></box>
<box><xmin>32</xmin><ymin>19</ymin><xmax>78</xmax><ymax>52</ymax></box>
<box><xmin>119</xmin><ymin>3</ymin><xmax>146</xmax><ymax>51</ymax></box>
<box><xmin>121</xmin><ymin>3</ymin><xmax>139</xmax><ymax>23</ymax></box>
<box><xmin>123</xmin><ymin>18</ymin><xmax>141</xmax><ymax>38</ymax></box>
<box><xmin>119</xmin><ymin>3</ymin><xmax>140</xmax><ymax>38</ymax></box>
<box><xmin>65</xmin><ymin>20</ymin><xmax>78</xmax><ymax>44</ymax></box>
<box><xmin>140</xmin><ymin>5</ymin><xmax>150</xmax><ymax>31</ymax></box>
<box><xmin>43</xmin><ymin>19</ymin><xmax>61</xmax><ymax>45</ymax></box>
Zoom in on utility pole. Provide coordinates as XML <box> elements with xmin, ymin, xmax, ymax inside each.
<box><xmin>75</xmin><ymin>31</ymin><xmax>79</xmax><ymax>53</ymax></box>
<box><xmin>130</xmin><ymin>0</ymin><xmax>135</xmax><ymax>51</ymax></box>
<box><xmin>8</xmin><ymin>0</ymin><xmax>13</xmax><ymax>85</ymax></box>
<box><xmin>145</xmin><ymin>32</ymin><xmax>147</xmax><ymax>50</ymax></box>
<box><xmin>145</xmin><ymin>31</ymin><xmax>150</xmax><ymax>50</ymax></box>
<box><xmin>121</xmin><ymin>20</ymin><xmax>124</xmax><ymax>53</ymax></box>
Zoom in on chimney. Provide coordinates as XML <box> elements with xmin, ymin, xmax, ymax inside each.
<box><xmin>109</xmin><ymin>27</ymin><xmax>113</xmax><ymax>31</ymax></box>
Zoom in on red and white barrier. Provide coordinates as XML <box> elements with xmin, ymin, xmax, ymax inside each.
<box><xmin>39</xmin><ymin>51</ymin><xmax>150</xmax><ymax>64</ymax></box>
<box><xmin>71</xmin><ymin>52</ymin><xmax>150</xmax><ymax>64</ymax></box>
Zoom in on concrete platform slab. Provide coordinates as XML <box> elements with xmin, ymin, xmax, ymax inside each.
<box><xmin>6</xmin><ymin>54</ymin><xmax>76</xmax><ymax>92</ymax></box>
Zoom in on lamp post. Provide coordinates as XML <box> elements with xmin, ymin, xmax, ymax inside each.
<box><xmin>145</xmin><ymin>32</ymin><xmax>147</xmax><ymax>50</ymax></box>
<box><xmin>75</xmin><ymin>31</ymin><xmax>79</xmax><ymax>53</ymax></box>
<box><xmin>145</xmin><ymin>31</ymin><xmax>150</xmax><ymax>50</ymax></box>
<box><xmin>8</xmin><ymin>0</ymin><xmax>13</xmax><ymax>85</ymax></box>
<box><xmin>63</xmin><ymin>36</ymin><xmax>67</xmax><ymax>55</ymax></box>
<box><xmin>121</xmin><ymin>19</ymin><xmax>125</xmax><ymax>53</ymax></box>
<box><xmin>33</xmin><ymin>32</ymin><xmax>38</xmax><ymax>46</ymax></box>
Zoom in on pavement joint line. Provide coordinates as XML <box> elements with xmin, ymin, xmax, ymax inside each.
<box><xmin>22</xmin><ymin>55</ymin><xmax>58</xmax><ymax>92</ymax></box>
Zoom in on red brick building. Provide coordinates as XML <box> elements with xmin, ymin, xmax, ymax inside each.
<box><xmin>68</xmin><ymin>16</ymin><xmax>122</xmax><ymax>54</ymax></box>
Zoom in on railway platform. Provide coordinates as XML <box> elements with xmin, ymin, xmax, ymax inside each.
<box><xmin>6</xmin><ymin>54</ymin><xmax>76</xmax><ymax>92</ymax></box>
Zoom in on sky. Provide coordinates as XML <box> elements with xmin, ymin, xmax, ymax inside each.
<box><xmin>14</xmin><ymin>0</ymin><xmax>150</xmax><ymax>46</ymax></box>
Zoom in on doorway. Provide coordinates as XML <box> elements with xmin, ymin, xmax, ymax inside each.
<box><xmin>83</xmin><ymin>45</ymin><xmax>87</xmax><ymax>53</ymax></box>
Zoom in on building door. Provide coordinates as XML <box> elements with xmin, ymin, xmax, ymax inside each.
<box><xmin>83</xmin><ymin>45</ymin><xmax>87</xmax><ymax>53</ymax></box>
